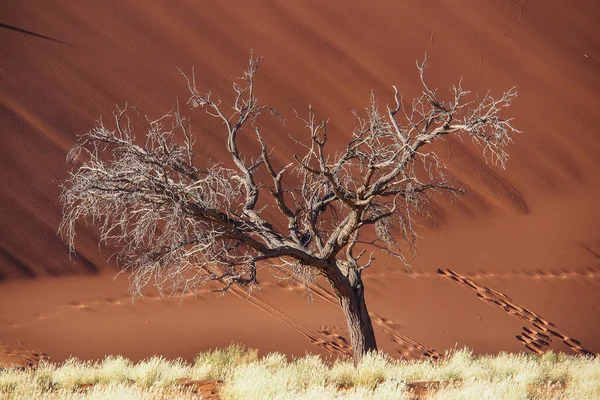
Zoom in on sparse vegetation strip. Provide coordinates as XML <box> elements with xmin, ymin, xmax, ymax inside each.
<box><xmin>1</xmin><ymin>345</ymin><xmax>598</xmax><ymax>399</ymax></box>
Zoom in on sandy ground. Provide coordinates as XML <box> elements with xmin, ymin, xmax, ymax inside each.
<box><xmin>1</xmin><ymin>0</ymin><xmax>599</xmax><ymax>366</ymax></box>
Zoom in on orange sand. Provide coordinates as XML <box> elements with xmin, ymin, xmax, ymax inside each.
<box><xmin>1</xmin><ymin>0</ymin><xmax>599</xmax><ymax>365</ymax></box>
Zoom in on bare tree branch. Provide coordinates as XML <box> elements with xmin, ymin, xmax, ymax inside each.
<box><xmin>61</xmin><ymin>55</ymin><xmax>518</xmax><ymax>362</ymax></box>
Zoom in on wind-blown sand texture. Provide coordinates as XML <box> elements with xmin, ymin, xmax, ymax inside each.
<box><xmin>1</xmin><ymin>0</ymin><xmax>599</xmax><ymax>365</ymax></box>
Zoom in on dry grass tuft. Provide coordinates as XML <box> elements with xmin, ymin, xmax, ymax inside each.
<box><xmin>0</xmin><ymin>346</ymin><xmax>597</xmax><ymax>399</ymax></box>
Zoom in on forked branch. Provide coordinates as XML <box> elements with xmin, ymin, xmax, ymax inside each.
<box><xmin>62</xmin><ymin>55</ymin><xmax>518</xmax><ymax>296</ymax></box>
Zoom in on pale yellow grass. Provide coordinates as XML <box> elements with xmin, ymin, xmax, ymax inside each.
<box><xmin>0</xmin><ymin>346</ymin><xmax>598</xmax><ymax>399</ymax></box>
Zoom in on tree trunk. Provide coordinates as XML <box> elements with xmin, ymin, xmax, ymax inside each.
<box><xmin>327</xmin><ymin>263</ymin><xmax>377</xmax><ymax>364</ymax></box>
<box><xmin>340</xmin><ymin>281</ymin><xmax>377</xmax><ymax>364</ymax></box>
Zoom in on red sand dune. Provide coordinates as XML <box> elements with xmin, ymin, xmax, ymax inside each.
<box><xmin>1</xmin><ymin>0</ymin><xmax>599</xmax><ymax>365</ymax></box>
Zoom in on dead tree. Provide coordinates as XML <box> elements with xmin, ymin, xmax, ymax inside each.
<box><xmin>61</xmin><ymin>56</ymin><xmax>518</xmax><ymax>363</ymax></box>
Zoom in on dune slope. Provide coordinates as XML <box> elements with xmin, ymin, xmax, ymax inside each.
<box><xmin>0</xmin><ymin>0</ymin><xmax>599</xmax><ymax>363</ymax></box>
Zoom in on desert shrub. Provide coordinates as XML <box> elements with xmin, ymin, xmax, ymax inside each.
<box><xmin>287</xmin><ymin>355</ymin><xmax>329</xmax><ymax>390</ymax></box>
<box><xmin>392</xmin><ymin>358</ymin><xmax>436</xmax><ymax>382</ymax></box>
<box><xmin>191</xmin><ymin>344</ymin><xmax>258</xmax><ymax>380</ymax></box>
<box><xmin>258</xmin><ymin>352</ymin><xmax>288</xmax><ymax>371</ymax></box>
<box><xmin>328</xmin><ymin>352</ymin><xmax>396</xmax><ymax>389</ymax></box>
<box><xmin>563</xmin><ymin>355</ymin><xmax>600</xmax><ymax>399</ymax></box>
<box><xmin>220</xmin><ymin>361</ymin><xmax>275</xmax><ymax>399</ymax></box>
<box><xmin>33</xmin><ymin>362</ymin><xmax>55</xmax><ymax>392</ymax></box>
<box><xmin>51</xmin><ymin>383</ymin><xmax>197</xmax><ymax>400</ymax></box>
<box><xmin>432</xmin><ymin>378</ymin><xmax>529</xmax><ymax>400</ymax></box>
<box><xmin>354</xmin><ymin>352</ymin><xmax>393</xmax><ymax>389</ymax></box>
<box><xmin>222</xmin><ymin>353</ymin><xmax>328</xmax><ymax>400</ymax></box>
<box><xmin>129</xmin><ymin>356</ymin><xmax>189</xmax><ymax>388</ymax></box>
<box><xmin>327</xmin><ymin>359</ymin><xmax>357</xmax><ymax>388</ymax></box>
<box><xmin>370</xmin><ymin>379</ymin><xmax>411</xmax><ymax>400</ymax></box>
<box><xmin>96</xmin><ymin>356</ymin><xmax>132</xmax><ymax>384</ymax></box>
<box><xmin>435</xmin><ymin>348</ymin><xmax>477</xmax><ymax>381</ymax></box>
<box><xmin>476</xmin><ymin>352</ymin><xmax>527</xmax><ymax>380</ymax></box>
<box><xmin>52</xmin><ymin>358</ymin><xmax>97</xmax><ymax>389</ymax></box>
<box><xmin>0</xmin><ymin>368</ymin><xmax>32</xmax><ymax>394</ymax></box>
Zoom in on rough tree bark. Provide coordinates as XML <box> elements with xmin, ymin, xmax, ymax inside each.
<box><xmin>327</xmin><ymin>263</ymin><xmax>377</xmax><ymax>363</ymax></box>
<box><xmin>341</xmin><ymin>282</ymin><xmax>377</xmax><ymax>362</ymax></box>
<box><xmin>61</xmin><ymin>55</ymin><xmax>518</xmax><ymax>363</ymax></box>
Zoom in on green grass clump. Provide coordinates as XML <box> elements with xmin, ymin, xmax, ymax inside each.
<box><xmin>0</xmin><ymin>346</ymin><xmax>597</xmax><ymax>399</ymax></box>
